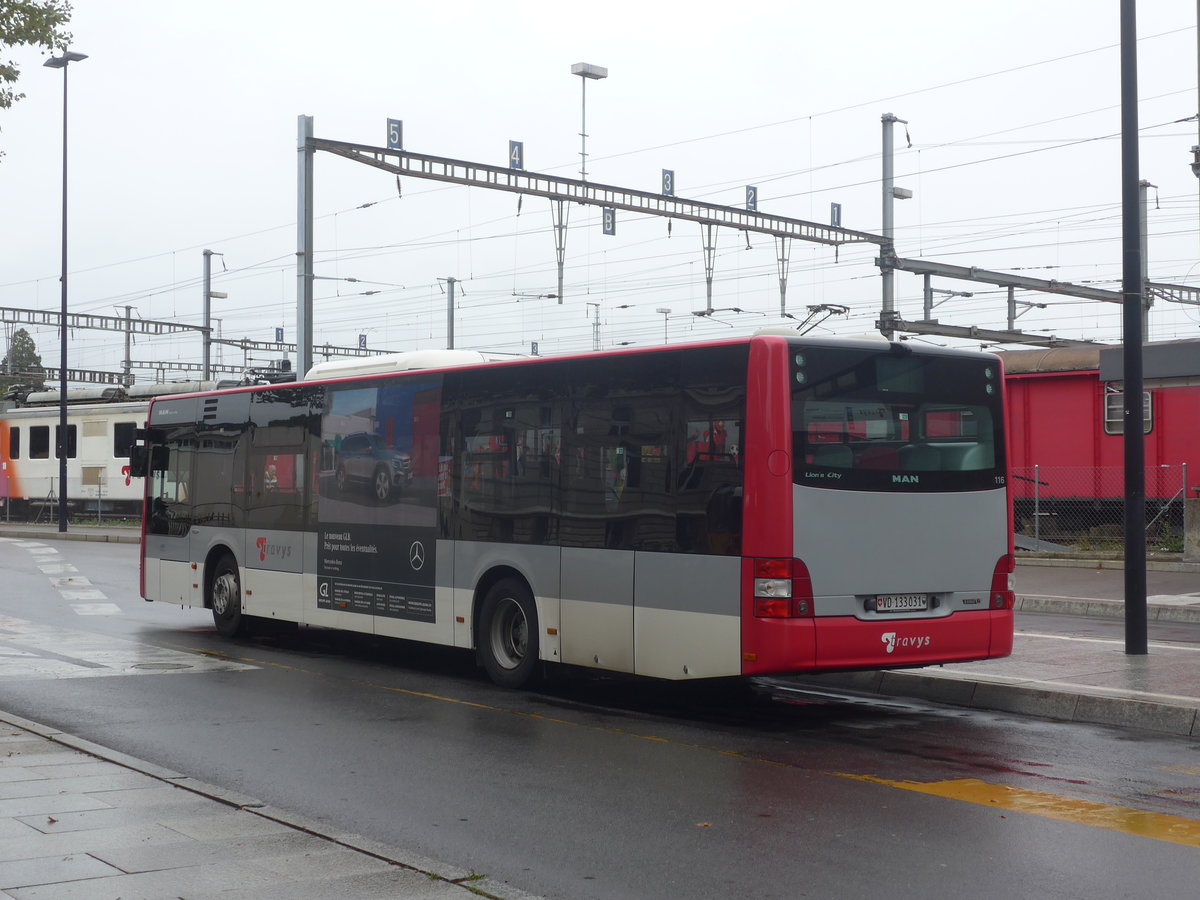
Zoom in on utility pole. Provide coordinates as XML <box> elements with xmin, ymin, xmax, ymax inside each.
<box><xmin>443</xmin><ymin>277</ymin><xmax>457</xmax><ymax>349</ymax></box>
<box><xmin>586</xmin><ymin>302</ymin><xmax>601</xmax><ymax>351</ymax></box>
<box><xmin>296</xmin><ymin>115</ymin><xmax>315</xmax><ymax>380</ymax></box>
<box><xmin>880</xmin><ymin>113</ymin><xmax>911</xmax><ymax>340</ymax></box>
<box><xmin>202</xmin><ymin>249</ymin><xmax>225</xmax><ymax>381</ymax></box>
<box><xmin>1138</xmin><ymin>180</ymin><xmax>1155</xmax><ymax>335</ymax></box>
<box><xmin>1121</xmin><ymin>0</ymin><xmax>1147</xmax><ymax>655</ymax></box>
<box><xmin>120</xmin><ymin>306</ymin><xmax>133</xmax><ymax>385</ymax></box>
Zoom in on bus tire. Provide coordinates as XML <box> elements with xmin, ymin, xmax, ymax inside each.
<box><xmin>479</xmin><ymin>578</ymin><xmax>539</xmax><ymax>689</ymax></box>
<box><xmin>210</xmin><ymin>555</ymin><xmax>246</xmax><ymax>638</ymax></box>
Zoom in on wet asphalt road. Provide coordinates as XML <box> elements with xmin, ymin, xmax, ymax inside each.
<box><xmin>3</xmin><ymin>537</ymin><xmax>1200</xmax><ymax>899</ymax></box>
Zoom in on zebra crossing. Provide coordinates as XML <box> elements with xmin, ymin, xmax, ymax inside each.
<box><xmin>0</xmin><ymin>537</ymin><xmax>255</xmax><ymax>679</ymax></box>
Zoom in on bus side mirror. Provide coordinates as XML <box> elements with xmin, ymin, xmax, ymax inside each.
<box><xmin>127</xmin><ymin>445</ymin><xmax>149</xmax><ymax>478</ymax></box>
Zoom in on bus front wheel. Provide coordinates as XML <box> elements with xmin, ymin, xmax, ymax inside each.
<box><xmin>210</xmin><ymin>555</ymin><xmax>246</xmax><ymax>638</ymax></box>
<box><xmin>479</xmin><ymin>579</ymin><xmax>540</xmax><ymax>689</ymax></box>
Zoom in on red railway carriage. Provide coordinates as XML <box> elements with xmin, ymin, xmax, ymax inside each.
<box><xmin>998</xmin><ymin>341</ymin><xmax>1200</xmax><ymax>538</ymax></box>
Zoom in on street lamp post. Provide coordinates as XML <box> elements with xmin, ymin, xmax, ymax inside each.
<box><xmin>656</xmin><ymin>308</ymin><xmax>672</xmax><ymax>344</ymax></box>
<box><xmin>44</xmin><ymin>49</ymin><xmax>87</xmax><ymax>533</ymax></box>
<box><xmin>570</xmin><ymin>62</ymin><xmax>607</xmax><ymax>182</ymax></box>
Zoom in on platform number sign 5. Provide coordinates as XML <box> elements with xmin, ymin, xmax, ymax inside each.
<box><xmin>386</xmin><ymin>118</ymin><xmax>403</xmax><ymax>151</ymax></box>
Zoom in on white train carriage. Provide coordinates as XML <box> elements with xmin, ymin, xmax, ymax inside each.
<box><xmin>0</xmin><ymin>382</ymin><xmax>217</xmax><ymax>520</ymax></box>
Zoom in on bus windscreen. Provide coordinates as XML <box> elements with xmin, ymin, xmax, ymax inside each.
<box><xmin>791</xmin><ymin>346</ymin><xmax>1005</xmax><ymax>493</ymax></box>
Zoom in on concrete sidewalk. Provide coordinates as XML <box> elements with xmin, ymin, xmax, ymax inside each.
<box><xmin>0</xmin><ymin>711</ymin><xmax>540</xmax><ymax>900</ymax></box>
<box><xmin>797</xmin><ymin>624</ymin><xmax>1200</xmax><ymax>738</ymax></box>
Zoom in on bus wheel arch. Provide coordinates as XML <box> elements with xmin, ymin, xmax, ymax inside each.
<box><xmin>206</xmin><ymin>548</ymin><xmax>246</xmax><ymax>638</ymax></box>
<box><xmin>474</xmin><ymin>570</ymin><xmax>540</xmax><ymax>689</ymax></box>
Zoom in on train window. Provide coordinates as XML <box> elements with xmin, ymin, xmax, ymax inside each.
<box><xmin>1103</xmin><ymin>390</ymin><xmax>1152</xmax><ymax>435</ymax></box>
<box><xmin>7</xmin><ymin>427</ymin><xmax>18</xmax><ymax>460</ymax></box>
<box><xmin>113</xmin><ymin>422</ymin><xmax>137</xmax><ymax>458</ymax></box>
<box><xmin>30</xmin><ymin>426</ymin><xmax>49</xmax><ymax>459</ymax></box>
<box><xmin>54</xmin><ymin>425</ymin><xmax>77</xmax><ymax>459</ymax></box>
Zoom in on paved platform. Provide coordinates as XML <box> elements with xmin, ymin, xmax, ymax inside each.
<box><xmin>0</xmin><ymin>711</ymin><xmax>540</xmax><ymax>900</ymax></box>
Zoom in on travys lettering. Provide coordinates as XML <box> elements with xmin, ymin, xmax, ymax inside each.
<box><xmin>256</xmin><ymin>537</ymin><xmax>294</xmax><ymax>562</ymax></box>
<box><xmin>881</xmin><ymin>632</ymin><xmax>931</xmax><ymax>654</ymax></box>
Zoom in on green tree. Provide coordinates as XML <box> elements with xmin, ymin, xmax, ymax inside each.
<box><xmin>1</xmin><ymin>1</ymin><xmax>73</xmax><ymax>115</ymax></box>
<box><xmin>1</xmin><ymin>327</ymin><xmax>46</xmax><ymax>393</ymax></box>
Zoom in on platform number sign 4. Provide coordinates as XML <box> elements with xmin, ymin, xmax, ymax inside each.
<box><xmin>509</xmin><ymin>140</ymin><xmax>524</xmax><ymax>171</ymax></box>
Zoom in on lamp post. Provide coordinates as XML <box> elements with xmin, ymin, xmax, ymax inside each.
<box><xmin>44</xmin><ymin>49</ymin><xmax>87</xmax><ymax>533</ymax></box>
<box><xmin>656</xmin><ymin>307</ymin><xmax>672</xmax><ymax>344</ymax></box>
<box><xmin>570</xmin><ymin>62</ymin><xmax>607</xmax><ymax>182</ymax></box>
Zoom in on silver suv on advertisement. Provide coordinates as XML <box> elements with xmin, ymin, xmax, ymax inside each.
<box><xmin>333</xmin><ymin>432</ymin><xmax>413</xmax><ymax>502</ymax></box>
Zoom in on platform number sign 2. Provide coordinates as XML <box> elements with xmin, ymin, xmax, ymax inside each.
<box><xmin>386</xmin><ymin>119</ymin><xmax>403</xmax><ymax>151</ymax></box>
<box><xmin>509</xmin><ymin>141</ymin><xmax>524</xmax><ymax>171</ymax></box>
<box><xmin>746</xmin><ymin>186</ymin><xmax>758</xmax><ymax>211</ymax></box>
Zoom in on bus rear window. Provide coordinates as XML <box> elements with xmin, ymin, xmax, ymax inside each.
<box><xmin>791</xmin><ymin>347</ymin><xmax>1005</xmax><ymax>492</ymax></box>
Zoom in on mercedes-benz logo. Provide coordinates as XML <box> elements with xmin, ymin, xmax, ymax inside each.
<box><xmin>408</xmin><ymin>541</ymin><xmax>426</xmax><ymax>571</ymax></box>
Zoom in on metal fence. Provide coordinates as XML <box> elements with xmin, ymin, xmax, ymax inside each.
<box><xmin>0</xmin><ymin>473</ymin><xmax>137</xmax><ymax>525</ymax></box>
<box><xmin>1012</xmin><ymin>464</ymin><xmax>1190</xmax><ymax>553</ymax></box>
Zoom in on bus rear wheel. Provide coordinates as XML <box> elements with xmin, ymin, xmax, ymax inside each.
<box><xmin>210</xmin><ymin>555</ymin><xmax>246</xmax><ymax>638</ymax></box>
<box><xmin>479</xmin><ymin>578</ymin><xmax>539</xmax><ymax>689</ymax></box>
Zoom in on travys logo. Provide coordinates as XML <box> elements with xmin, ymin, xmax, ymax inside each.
<box><xmin>256</xmin><ymin>536</ymin><xmax>293</xmax><ymax>563</ymax></box>
<box><xmin>881</xmin><ymin>632</ymin><xmax>931</xmax><ymax>654</ymax></box>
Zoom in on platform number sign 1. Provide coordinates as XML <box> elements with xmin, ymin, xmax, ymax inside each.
<box><xmin>662</xmin><ymin>169</ymin><xmax>675</xmax><ymax>197</ymax></box>
<box><xmin>603</xmin><ymin>208</ymin><xmax>616</xmax><ymax>235</ymax></box>
<box><xmin>831</xmin><ymin>202</ymin><xmax>842</xmax><ymax>228</ymax></box>
<box><xmin>386</xmin><ymin>119</ymin><xmax>403</xmax><ymax>151</ymax></box>
<box><xmin>509</xmin><ymin>141</ymin><xmax>524</xmax><ymax>171</ymax></box>
<box><xmin>746</xmin><ymin>186</ymin><xmax>758</xmax><ymax>211</ymax></box>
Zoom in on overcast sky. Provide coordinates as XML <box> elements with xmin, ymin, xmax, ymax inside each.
<box><xmin>1</xmin><ymin>1</ymin><xmax>1197</xmax><ymax>382</ymax></box>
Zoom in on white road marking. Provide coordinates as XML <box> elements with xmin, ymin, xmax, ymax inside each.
<box><xmin>4</xmin><ymin>538</ymin><xmax>120</xmax><ymax>616</ymax></box>
<box><xmin>51</xmin><ymin>576</ymin><xmax>92</xmax><ymax>588</ymax></box>
<box><xmin>38</xmin><ymin>563</ymin><xmax>79</xmax><ymax>575</ymax></box>
<box><xmin>1018</xmin><ymin>631</ymin><xmax>1200</xmax><ymax>652</ymax></box>
<box><xmin>0</xmin><ymin>614</ymin><xmax>255</xmax><ymax>678</ymax></box>
<box><xmin>69</xmin><ymin>603</ymin><xmax>123</xmax><ymax>616</ymax></box>
<box><xmin>59</xmin><ymin>590</ymin><xmax>109</xmax><ymax>601</ymax></box>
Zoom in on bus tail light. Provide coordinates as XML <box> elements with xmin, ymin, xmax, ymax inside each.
<box><xmin>991</xmin><ymin>554</ymin><xmax>1015</xmax><ymax>609</ymax></box>
<box><xmin>753</xmin><ymin>558</ymin><xmax>815</xmax><ymax>618</ymax></box>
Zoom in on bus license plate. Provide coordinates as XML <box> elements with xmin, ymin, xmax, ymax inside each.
<box><xmin>876</xmin><ymin>593</ymin><xmax>929</xmax><ymax>613</ymax></box>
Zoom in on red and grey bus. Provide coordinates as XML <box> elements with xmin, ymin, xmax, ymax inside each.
<box><xmin>130</xmin><ymin>334</ymin><xmax>1014</xmax><ymax>688</ymax></box>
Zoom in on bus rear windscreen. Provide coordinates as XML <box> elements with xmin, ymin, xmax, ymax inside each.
<box><xmin>790</xmin><ymin>347</ymin><xmax>1005</xmax><ymax>493</ymax></box>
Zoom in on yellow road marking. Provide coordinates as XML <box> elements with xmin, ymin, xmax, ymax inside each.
<box><xmin>835</xmin><ymin>774</ymin><xmax>1200</xmax><ymax>848</ymax></box>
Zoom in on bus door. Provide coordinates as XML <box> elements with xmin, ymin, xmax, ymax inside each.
<box><xmin>143</xmin><ymin>421</ymin><xmax>200</xmax><ymax>607</ymax></box>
